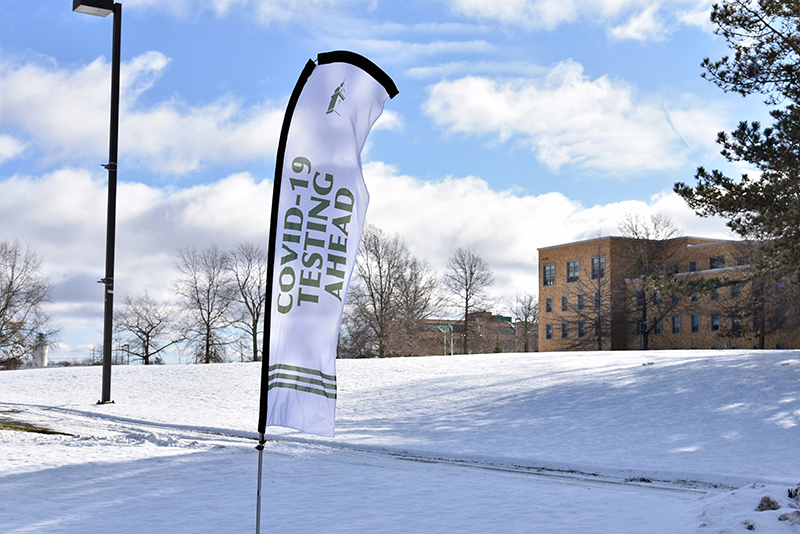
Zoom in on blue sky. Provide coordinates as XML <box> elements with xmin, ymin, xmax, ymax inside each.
<box><xmin>0</xmin><ymin>0</ymin><xmax>764</xmax><ymax>360</ymax></box>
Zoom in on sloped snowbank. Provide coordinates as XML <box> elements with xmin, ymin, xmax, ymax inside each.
<box><xmin>1</xmin><ymin>349</ymin><xmax>798</xmax><ymax>532</ymax></box>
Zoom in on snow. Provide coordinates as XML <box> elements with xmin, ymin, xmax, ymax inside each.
<box><xmin>1</xmin><ymin>349</ymin><xmax>799</xmax><ymax>533</ymax></box>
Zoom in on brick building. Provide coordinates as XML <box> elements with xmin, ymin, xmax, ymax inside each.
<box><xmin>538</xmin><ymin>236</ymin><xmax>800</xmax><ymax>352</ymax></box>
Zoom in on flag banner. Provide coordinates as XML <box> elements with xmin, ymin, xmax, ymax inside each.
<box><xmin>258</xmin><ymin>51</ymin><xmax>398</xmax><ymax>437</ymax></box>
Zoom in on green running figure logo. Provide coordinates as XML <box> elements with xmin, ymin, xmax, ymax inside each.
<box><xmin>327</xmin><ymin>79</ymin><xmax>346</xmax><ymax>115</ymax></box>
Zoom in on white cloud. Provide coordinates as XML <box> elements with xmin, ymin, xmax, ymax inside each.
<box><xmin>423</xmin><ymin>60</ymin><xmax>728</xmax><ymax>174</ymax></box>
<box><xmin>0</xmin><ymin>167</ymin><xmax>275</xmax><ymax>349</ymax></box>
<box><xmin>0</xmin><ymin>53</ymin><xmax>284</xmax><ymax>175</ymax></box>
<box><xmin>321</xmin><ymin>39</ymin><xmax>494</xmax><ymax>67</ymax></box>
<box><xmin>123</xmin><ymin>0</ymin><xmax>359</xmax><ymax>23</ymax></box>
<box><xmin>0</xmin><ymin>135</ymin><xmax>27</xmax><ymax>164</ymax></box>
<box><xmin>449</xmin><ymin>0</ymin><xmax>574</xmax><ymax>29</ymax></box>
<box><xmin>372</xmin><ymin>110</ymin><xmax>404</xmax><ymax>132</ymax></box>
<box><xmin>677</xmin><ymin>2</ymin><xmax>714</xmax><ymax>32</ymax></box>
<box><xmin>0</xmin><ymin>56</ymin><xmax>111</xmax><ymax>164</ymax></box>
<box><xmin>446</xmin><ymin>0</ymin><xmax>714</xmax><ymax>40</ymax></box>
<box><xmin>406</xmin><ymin>60</ymin><xmax>547</xmax><ymax>80</ymax></box>
<box><xmin>122</xmin><ymin>96</ymin><xmax>284</xmax><ymax>174</ymax></box>
<box><xmin>609</xmin><ymin>4</ymin><xmax>665</xmax><ymax>41</ymax></box>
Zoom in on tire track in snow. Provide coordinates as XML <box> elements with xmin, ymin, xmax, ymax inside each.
<box><xmin>0</xmin><ymin>402</ymin><xmax>734</xmax><ymax>495</ymax></box>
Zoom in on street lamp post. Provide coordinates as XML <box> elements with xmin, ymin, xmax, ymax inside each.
<box><xmin>73</xmin><ymin>0</ymin><xmax>121</xmax><ymax>404</ymax></box>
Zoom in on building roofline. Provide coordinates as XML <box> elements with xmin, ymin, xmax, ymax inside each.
<box><xmin>537</xmin><ymin>235</ymin><xmax>614</xmax><ymax>252</ymax></box>
<box><xmin>537</xmin><ymin>235</ymin><xmax>736</xmax><ymax>252</ymax></box>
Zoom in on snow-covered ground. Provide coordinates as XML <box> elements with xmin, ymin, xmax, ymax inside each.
<box><xmin>1</xmin><ymin>349</ymin><xmax>799</xmax><ymax>533</ymax></box>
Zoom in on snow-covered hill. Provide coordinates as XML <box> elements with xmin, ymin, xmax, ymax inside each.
<box><xmin>1</xmin><ymin>350</ymin><xmax>799</xmax><ymax>533</ymax></box>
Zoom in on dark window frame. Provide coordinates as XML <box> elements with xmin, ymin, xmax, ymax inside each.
<box><xmin>591</xmin><ymin>255</ymin><xmax>605</xmax><ymax>280</ymax></box>
<box><xmin>566</xmin><ymin>260</ymin><xmax>580</xmax><ymax>283</ymax></box>
<box><xmin>543</xmin><ymin>263</ymin><xmax>556</xmax><ymax>286</ymax></box>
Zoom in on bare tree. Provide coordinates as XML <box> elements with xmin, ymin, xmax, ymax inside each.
<box><xmin>173</xmin><ymin>245</ymin><xmax>235</xmax><ymax>364</ymax></box>
<box><xmin>510</xmin><ymin>293</ymin><xmax>538</xmax><ymax>352</ymax></box>
<box><xmin>342</xmin><ymin>226</ymin><xmax>442</xmax><ymax>357</ymax></box>
<box><xmin>0</xmin><ymin>240</ymin><xmax>57</xmax><ymax>370</ymax></box>
<box><xmin>393</xmin><ymin>256</ymin><xmax>443</xmax><ymax>355</ymax></box>
<box><xmin>115</xmin><ymin>290</ymin><xmax>180</xmax><ymax>365</ymax></box>
<box><xmin>346</xmin><ymin>226</ymin><xmax>408</xmax><ymax>358</ymax></box>
<box><xmin>619</xmin><ymin>213</ymin><xmax>681</xmax><ymax>273</ymax></box>
<box><xmin>337</xmin><ymin>309</ymin><xmax>374</xmax><ymax>358</ymax></box>
<box><xmin>227</xmin><ymin>242</ymin><xmax>268</xmax><ymax>362</ymax></box>
<box><xmin>618</xmin><ymin>213</ymin><xmax>682</xmax><ymax>350</ymax></box>
<box><xmin>443</xmin><ymin>248</ymin><xmax>494</xmax><ymax>354</ymax></box>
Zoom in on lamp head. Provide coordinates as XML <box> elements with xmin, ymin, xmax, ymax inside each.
<box><xmin>73</xmin><ymin>0</ymin><xmax>114</xmax><ymax>17</ymax></box>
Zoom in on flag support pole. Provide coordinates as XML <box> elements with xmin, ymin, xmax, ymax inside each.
<box><xmin>255</xmin><ymin>433</ymin><xmax>266</xmax><ymax>534</ymax></box>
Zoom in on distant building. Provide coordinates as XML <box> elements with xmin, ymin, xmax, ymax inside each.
<box><xmin>424</xmin><ymin>312</ymin><xmax>519</xmax><ymax>355</ymax></box>
<box><xmin>538</xmin><ymin>236</ymin><xmax>800</xmax><ymax>351</ymax></box>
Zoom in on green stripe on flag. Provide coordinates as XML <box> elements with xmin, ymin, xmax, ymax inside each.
<box><xmin>270</xmin><ymin>372</ymin><xmax>335</xmax><ymax>390</ymax></box>
<box><xmin>268</xmin><ymin>363</ymin><xmax>336</xmax><ymax>383</ymax></box>
<box><xmin>267</xmin><ymin>363</ymin><xmax>337</xmax><ymax>400</ymax></box>
<box><xmin>268</xmin><ymin>381</ymin><xmax>338</xmax><ymax>399</ymax></box>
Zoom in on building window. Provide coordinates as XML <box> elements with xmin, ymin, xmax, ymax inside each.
<box><xmin>688</xmin><ymin>260</ymin><xmax>697</xmax><ymax>272</ymax></box>
<box><xmin>543</xmin><ymin>263</ymin><xmax>555</xmax><ymax>286</ymax></box>
<box><xmin>731</xmin><ymin>284</ymin><xmax>741</xmax><ymax>299</ymax></box>
<box><xmin>691</xmin><ymin>294</ymin><xmax>699</xmax><ymax>303</ymax></box>
<box><xmin>737</xmin><ymin>256</ymin><xmax>747</xmax><ymax>266</ymax></box>
<box><xmin>672</xmin><ymin>316</ymin><xmax>680</xmax><ymax>334</ymax></box>
<box><xmin>710</xmin><ymin>256</ymin><xmax>725</xmax><ymax>269</ymax></box>
<box><xmin>566</xmin><ymin>260</ymin><xmax>580</xmax><ymax>283</ymax></box>
<box><xmin>545</xmin><ymin>324</ymin><xmax>553</xmax><ymax>340</ymax></box>
<box><xmin>594</xmin><ymin>291</ymin><xmax>601</xmax><ymax>308</ymax></box>
<box><xmin>731</xmin><ymin>312</ymin><xmax>742</xmax><ymax>331</ymax></box>
<box><xmin>591</xmin><ymin>256</ymin><xmax>605</xmax><ymax>280</ymax></box>
<box><xmin>545</xmin><ymin>297</ymin><xmax>553</xmax><ymax>313</ymax></box>
<box><xmin>635</xmin><ymin>290</ymin><xmax>645</xmax><ymax>308</ymax></box>
<box><xmin>710</xmin><ymin>287</ymin><xmax>719</xmax><ymax>301</ymax></box>
<box><xmin>594</xmin><ymin>319</ymin><xmax>600</xmax><ymax>337</ymax></box>
<box><xmin>577</xmin><ymin>321</ymin><xmax>586</xmax><ymax>338</ymax></box>
<box><xmin>577</xmin><ymin>294</ymin><xmax>585</xmax><ymax>310</ymax></box>
<box><xmin>561</xmin><ymin>295</ymin><xmax>569</xmax><ymax>312</ymax></box>
<box><xmin>710</xmin><ymin>313</ymin><xmax>720</xmax><ymax>332</ymax></box>
<box><xmin>653</xmin><ymin>319</ymin><xmax>662</xmax><ymax>335</ymax></box>
<box><xmin>561</xmin><ymin>323</ymin><xmax>569</xmax><ymax>339</ymax></box>
<box><xmin>691</xmin><ymin>314</ymin><xmax>700</xmax><ymax>333</ymax></box>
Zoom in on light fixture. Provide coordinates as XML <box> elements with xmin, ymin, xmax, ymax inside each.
<box><xmin>73</xmin><ymin>0</ymin><xmax>114</xmax><ymax>17</ymax></box>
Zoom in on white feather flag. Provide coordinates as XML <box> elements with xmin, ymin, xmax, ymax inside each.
<box><xmin>258</xmin><ymin>51</ymin><xmax>398</xmax><ymax>437</ymax></box>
